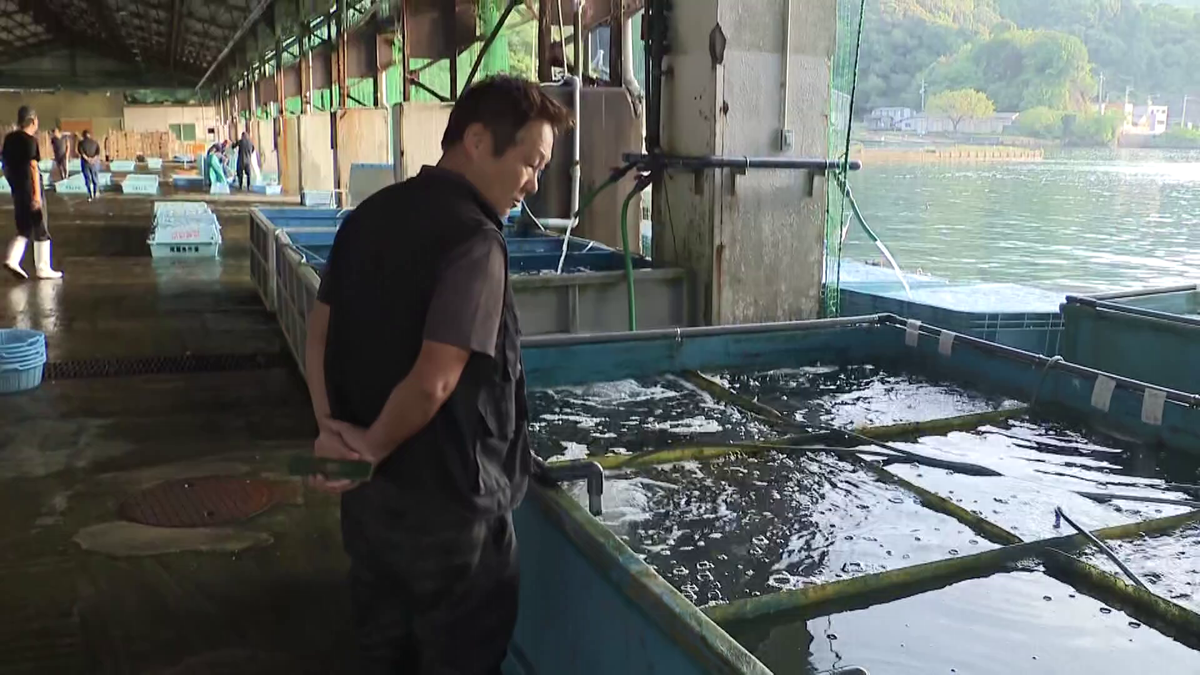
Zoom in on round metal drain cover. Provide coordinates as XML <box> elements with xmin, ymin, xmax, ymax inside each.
<box><xmin>119</xmin><ymin>476</ymin><xmax>278</xmax><ymax>528</ymax></box>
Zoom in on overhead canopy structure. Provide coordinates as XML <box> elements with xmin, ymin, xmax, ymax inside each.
<box><xmin>0</xmin><ymin>0</ymin><xmax>265</xmax><ymax>88</ymax></box>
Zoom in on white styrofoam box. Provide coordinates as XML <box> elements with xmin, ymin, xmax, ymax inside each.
<box><xmin>301</xmin><ymin>190</ymin><xmax>335</xmax><ymax>207</ymax></box>
<box><xmin>38</xmin><ymin>159</ymin><xmax>54</xmax><ymax>172</ymax></box>
<box><xmin>55</xmin><ymin>177</ymin><xmax>89</xmax><ymax>194</ymax></box>
<box><xmin>99</xmin><ymin>172</ymin><xmax>113</xmax><ymax>187</ymax></box>
<box><xmin>146</xmin><ymin>158</ymin><xmax>163</xmax><ymax>171</ymax></box>
<box><xmin>109</xmin><ymin>160</ymin><xmax>136</xmax><ymax>172</ymax></box>
<box><xmin>210</xmin><ymin>182</ymin><xmax>231</xmax><ymax>195</ymax></box>
<box><xmin>154</xmin><ymin>201</ymin><xmax>211</xmax><ymax>216</ymax></box>
<box><xmin>121</xmin><ymin>175</ymin><xmax>160</xmax><ymax>195</ymax></box>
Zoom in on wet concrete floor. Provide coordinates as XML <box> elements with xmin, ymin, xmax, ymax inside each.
<box><xmin>1</xmin><ymin>191</ymin><xmax>353</xmax><ymax>674</ymax></box>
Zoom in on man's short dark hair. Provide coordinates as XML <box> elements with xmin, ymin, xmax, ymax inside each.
<box><xmin>82</xmin><ymin>130</ymin><xmax>92</xmax><ymax>139</ymax></box>
<box><xmin>441</xmin><ymin>75</ymin><xmax>573</xmax><ymax>156</ymax></box>
<box><xmin>17</xmin><ymin>106</ymin><xmax>36</xmax><ymax>128</ymax></box>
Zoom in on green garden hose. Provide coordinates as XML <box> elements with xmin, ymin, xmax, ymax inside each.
<box><xmin>619</xmin><ymin>183</ymin><xmax>640</xmax><ymax>331</ymax></box>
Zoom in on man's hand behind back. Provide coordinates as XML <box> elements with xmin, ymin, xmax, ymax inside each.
<box><xmin>309</xmin><ymin>419</ymin><xmax>364</xmax><ymax>494</ymax></box>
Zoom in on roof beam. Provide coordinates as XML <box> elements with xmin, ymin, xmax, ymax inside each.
<box><xmin>195</xmin><ymin>0</ymin><xmax>276</xmax><ymax>91</ymax></box>
<box><xmin>85</xmin><ymin>0</ymin><xmax>135</xmax><ymax>62</ymax></box>
<box><xmin>169</xmin><ymin>0</ymin><xmax>185</xmax><ymax>70</ymax></box>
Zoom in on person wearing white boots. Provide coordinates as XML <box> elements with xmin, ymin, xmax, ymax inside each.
<box><xmin>2</xmin><ymin>106</ymin><xmax>62</xmax><ymax>281</ymax></box>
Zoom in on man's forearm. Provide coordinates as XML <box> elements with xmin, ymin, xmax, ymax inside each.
<box><xmin>364</xmin><ymin>378</ymin><xmax>446</xmax><ymax>461</ymax></box>
<box><xmin>305</xmin><ymin>302</ymin><xmax>333</xmax><ymax>422</ymax></box>
<box><xmin>29</xmin><ymin>161</ymin><xmax>41</xmax><ymax>203</ymax></box>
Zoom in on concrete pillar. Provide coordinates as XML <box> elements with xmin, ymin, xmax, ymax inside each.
<box><xmin>654</xmin><ymin>0</ymin><xmax>834</xmax><ymax>325</ymax></box>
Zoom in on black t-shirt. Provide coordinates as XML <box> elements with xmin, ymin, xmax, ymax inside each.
<box><xmin>237</xmin><ymin>138</ymin><xmax>254</xmax><ymax>160</ymax></box>
<box><xmin>79</xmin><ymin>138</ymin><xmax>100</xmax><ymax>160</ymax></box>
<box><xmin>318</xmin><ymin>166</ymin><xmax>529</xmax><ymax>520</ymax></box>
<box><xmin>1</xmin><ymin>130</ymin><xmax>40</xmax><ymax>194</ymax></box>
<box><xmin>51</xmin><ymin>136</ymin><xmax>66</xmax><ymax>161</ymax></box>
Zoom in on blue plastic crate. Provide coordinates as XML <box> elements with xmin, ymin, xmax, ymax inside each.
<box><xmin>0</xmin><ymin>363</ymin><xmax>43</xmax><ymax>394</ymax></box>
<box><xmin>839</xmin><ymin>283</ymin><xmax>1065</xmax><ymax>356</ymax></box>
<box><xmin>172</xmin><ymin>175</ymin><xmax>205</xmax><ymax>189</ymax></box>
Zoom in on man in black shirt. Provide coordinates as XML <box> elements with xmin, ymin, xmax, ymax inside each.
<box><xmin>235</xmin><ymin>132</ymin><xmax>254</xmax><ymax>190</ymax></box>
<box><xmin>50</xmin><ymin>128</ymin><xmax>68</xmax><ymax>181</ymax></box>
<box><xmin>77</xmin><ymin>130</ymin><xmax>101</xmax><ymax>201</ymax></box>
<box><xmin>304</xmin><ymin>76</ymin><xmax>571</xmax><ymax>674</ymax></box>
<box><xmin>3</xmin><ymin>106</ymin><xmax>61</xmax><ymax>280</ymax></box>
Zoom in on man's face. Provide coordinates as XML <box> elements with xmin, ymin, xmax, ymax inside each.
<box><xmin>463</xmin><ymin>120</ymin><xmax>554</xmax><ymax>216</ymax></box>
<box><xmin>52</xmin><ymin>129</ymin><xmax>59</xmax><ymax>138</ymax></box>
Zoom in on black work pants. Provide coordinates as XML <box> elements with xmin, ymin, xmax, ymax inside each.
<box><xmin>10</xmin><ymin>187</ymin><xmax>49</xmax><ymax>241</ymax></box>
<box><xmin>341</xmin><ymin>479</ymin><xmax>519</xmax><ymax>675</ymax></box>
<box><xmin>236</xmin><ymin>161</ymin><xmax>251</xmax><ymax>189</ymax></box>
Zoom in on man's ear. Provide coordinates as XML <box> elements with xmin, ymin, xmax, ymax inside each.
<box><xmin>462</xmin><ymin>122</ymin><xmax>492</xmax><ymax>160</ymax></box>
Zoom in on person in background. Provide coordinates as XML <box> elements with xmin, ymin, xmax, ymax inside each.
<box><xmin>236</xmin><ymin>132</ymin><xmax>254</xmax><ymax>190</ymax></box>
<box><xmin>303</xmin><ymin>76</ymin><xmax>570</xmax><ymax>674</ymax></box>
<box><xmin>2</xmin><ymin>106</ymin><xmax>62</xmax><ymax>280</ymax></box>
<box><xmin>50</xmin><ymin>128</ymin><xmax>68</xmax><ymax>181</ymax></box>
<box><xmin>78</xmin><ymin>130</ymin><xmax>101</xmax><ymax>201</ymax></box>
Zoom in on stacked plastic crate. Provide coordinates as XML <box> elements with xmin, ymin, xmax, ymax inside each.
<box><xmin>147</xmin><ymin>202</ymin><xmax>222</xmax><ymax>258</ymax></box>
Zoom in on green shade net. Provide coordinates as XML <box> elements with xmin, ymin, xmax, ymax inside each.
<box><xmin>384</xmin><ymin>0</ymin><xmax>535</xmax><ymax>104</ymax></box>
<box><xmin>824</xmin><ymin>0</ymin><xmax>868</xmax><ymax>318</ymax></box>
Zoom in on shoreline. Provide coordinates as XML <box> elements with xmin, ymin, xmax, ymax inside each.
<box><xmin>853</xmin><ymin>144</ymin><xmax>1045</xmax><ymax>164</ymax></box>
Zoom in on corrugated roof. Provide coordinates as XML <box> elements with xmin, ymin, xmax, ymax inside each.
<box><xmin>0</xmin><ymin>0</ymin><xmax>260</xmax><ymax>81</ymax></box>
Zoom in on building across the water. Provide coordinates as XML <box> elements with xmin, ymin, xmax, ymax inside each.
<box><xmin>894</xmin><ymin>111</ymin><xmax>1020</xmax><ymax>135</ymax></box>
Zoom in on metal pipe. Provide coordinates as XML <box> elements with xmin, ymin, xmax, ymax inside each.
<box><xmin>620</xmin><ymin>14</ymin><xmax>642</xmax><ymax>107</ymax></box>
<box><xmin>621</xmin><ymin>152</ymin><xmax>863</xmax><ymax>172</ymax></box>
<box><xmin>644</xmin><ymin>0</ymin><xmax>664</xmax><ymax>152</ymax></box>
<box><xmin>1086</xmin><ymin>284</ymin><xmax>1198</xmax><ymax>302</ymax></box>
<box><xmin>779</xmin><ymin>0</ymin><xmax>792</xmax><ymax>151</ymax></box>
<box><xmin>1055</xmin><ymin>507</ymin><xmax>1149</xmax><ymax>590</ymax></box>
<box><xmin>573</xmin><ymin>0</ymin><xmax>586</xmax><ymax>82</ymax></box>
<box><xmin>569</xmin><ymin>74</ymin><xmax>582</xmax><ymax>218</ymax></box>
<box><xmin>1074</xmin><ymin>491</ymin><xmax>1200</xmax><ymax>509</ymax></box>
<box><xmin>543</xmin><ymin>460</ymin><xmax>605</xmax><ymax>515</ymax></box>
<box><xmin>883</xmin><ymin>314</ymin><xmax>1200</xmax><ymax>408</ymax></box>
<box><xmin>522</xmin><ymin>314</ymin><xmax>888</xmax><ymax>348</ymax></box>
<box><xmin>195</xmin><ymin>0</ymin><xmax>276</xmax><ymax>91</ymax></box>
<box><xmin>1067</xmin><ymin>294</ymin><xmax>1200</xmax><ymax>330</ymax></box>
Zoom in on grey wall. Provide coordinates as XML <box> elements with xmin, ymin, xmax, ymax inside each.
<box><xmin>656</xmin><ymin>0</ymin><xmax>834</xmax><ymax>325</ymax></box>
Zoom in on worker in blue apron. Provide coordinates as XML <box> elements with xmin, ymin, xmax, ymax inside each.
<box><xmin>304</xmin><ymin>75</ymin><xmax>572</xmax><ymax>674</ymax></box>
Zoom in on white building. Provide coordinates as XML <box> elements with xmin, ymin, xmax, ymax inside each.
<box><xmin>895</xmin><ymin>112</ymin><xmax>1019</xmax><ymax>135</ymax></box>
<box><xmin>866</xmin><ymin>106</ymin><xmax>917</xmax><ymax>130</ymax></box>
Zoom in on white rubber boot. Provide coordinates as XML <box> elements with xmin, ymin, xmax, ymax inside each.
<box><xmin>4</xmin><ymin>236</ymin><xmax>28</xmax><ymax>280</ymax></box>
<box><xmin>33</xmin><ymin>240</ymin><xmax>63</xmax><ymax>280</ymax></box>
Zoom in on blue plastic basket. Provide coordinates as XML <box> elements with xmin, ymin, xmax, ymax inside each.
<box><xmin>0</xmin><ymin>363</ymin><xmax>44</xmax><ymax>394</ymax></box>
<box><xmin>0</xmin><ymin>329</ymin><xmax>45</xmax><ymax>358</ymax></box>
<box><xmin>0</xmin><ymin>350</ymin><xmax>46</xmax><ymax>366</ymax></box>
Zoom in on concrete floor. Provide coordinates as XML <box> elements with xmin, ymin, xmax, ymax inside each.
<box><xmin>1</xmin><ymin>191</ymin><xmax>354</xmax><ymax>674</ymax></box>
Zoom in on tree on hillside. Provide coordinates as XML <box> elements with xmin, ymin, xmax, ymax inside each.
<box><xmin>928</xmin><ymin>88</ymin><xmax>996</xmax><ymax>130</ymax></box>
<box><xmin>926</xmin><ymin>29</ymin><xmax>1095</xmax><ymax>111</ymax></box>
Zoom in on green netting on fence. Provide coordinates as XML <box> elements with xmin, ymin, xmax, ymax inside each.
<box><xmin>823</xmin><ymin>0</ymin><xmax>867</xmax><ymax>318</ymax></box>
<box><xmin>382</xmin><ymin>1</ymin><xmax>542</xmax><ymax>104</ymax></box>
